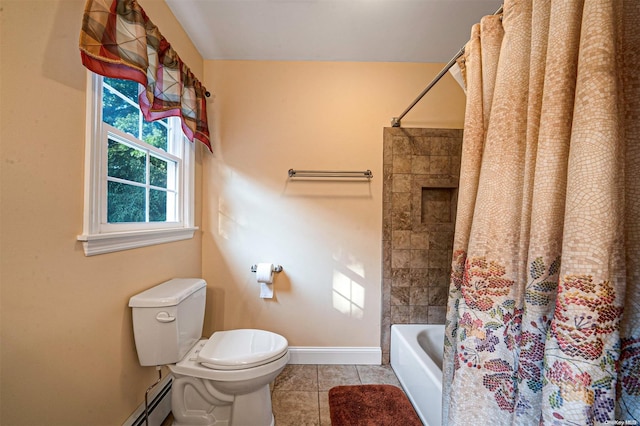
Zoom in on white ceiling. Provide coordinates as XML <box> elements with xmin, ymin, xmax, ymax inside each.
<box><xmin>165</xmin><ymin>0</ymin><xmax>502</xmax><ymax>63</ymax></box>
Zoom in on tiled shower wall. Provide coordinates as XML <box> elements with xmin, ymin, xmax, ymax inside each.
<box><xmin>381</xmin><ymin>127</ymin><xmax>463</xmax><ymax>363</ymax></box>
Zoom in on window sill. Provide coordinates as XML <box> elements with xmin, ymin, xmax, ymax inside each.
<box><xmin>77</xmin><ymin>227</ymin><xmax>198</xmax><ymax>256</ymax></box>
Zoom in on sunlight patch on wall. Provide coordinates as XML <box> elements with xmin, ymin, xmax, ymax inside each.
<box><xmin>218</xmin><ymin>196</ymin><xmax>235</xmax><ymax>240</ymax></box>
<box><xmin>332</xmin><ymin>252</ymin><xmax>366</xmax><ymax>319</ymax></box>
<box><xmin>217</xmin><ymin>166</ymin><xmax>252</xmax><ymax>240</ymax></box>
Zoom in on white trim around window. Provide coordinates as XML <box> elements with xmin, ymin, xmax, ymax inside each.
<box><xmin>77</xmin><ymin>71</ymin><xmax>197</xmax><ymax>256</ymax></box>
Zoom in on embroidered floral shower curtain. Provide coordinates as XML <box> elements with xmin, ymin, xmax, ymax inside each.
<box><xmin>443</xmin><ymin>0</ymin><xmax>639</xmax><ymax>424</ymax></box>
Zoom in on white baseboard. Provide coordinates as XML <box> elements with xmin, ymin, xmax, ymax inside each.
<box><xmin>287</xmin><ymin>347</ymin><xmax>381</xmax><ymax>365</ymax></box>
<box><xmin>123</xmin><ymin>375</ymin><xmax>172</xmax><ymax>426</ymax></box>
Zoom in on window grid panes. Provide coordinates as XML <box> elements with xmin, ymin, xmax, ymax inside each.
<box><xmin>79</xmin><ymin>71</ymin><xmax>195</xmax><ymax>256</ymax></box>
<box><xmin>102</xmin><ymin>78</ymin><xmax>180</xmax><ymax>225</ymax></box>
<box><xmin>103</xmin><ymin>77</ymin><xmax>169</xmax><ymax>151</ymax></box>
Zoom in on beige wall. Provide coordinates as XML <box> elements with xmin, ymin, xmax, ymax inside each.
<box><xmin>0</xmin><ymin>1</ymin><xmax>204</xmax><ymax>425</ymax></box>
<box><xmin>201</xmin><ymin>60</ymin><xmax>465</xmax><ymax>346</ymax></box>
<box><xmin>0</xmin><ymin>0</ymin><xmax>465</xmax><ymax>423</ymax></box>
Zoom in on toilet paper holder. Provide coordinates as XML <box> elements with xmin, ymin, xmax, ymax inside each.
<box><xmin>250</xmin><ymin>264</ymin><xmax>283</xmax><ymax>273</ymax></box>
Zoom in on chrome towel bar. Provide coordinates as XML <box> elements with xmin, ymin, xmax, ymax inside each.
<box><xmin>288</xmin><ymin>169</ymin><xmax>373</xmax><ymax>179</ymax></box>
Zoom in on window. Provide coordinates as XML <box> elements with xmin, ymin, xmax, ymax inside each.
<box><xmin>78</xmin><ymin>72</ymin><xmax>197</xmax><ymax>256</ymax></box>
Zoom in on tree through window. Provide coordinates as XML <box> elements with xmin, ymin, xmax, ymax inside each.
<box><xmin>101</xmin><ymin>77</ymin><xmax>179</xmax><ymax>224</ymax></box>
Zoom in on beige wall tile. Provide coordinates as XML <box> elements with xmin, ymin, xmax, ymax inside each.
<box><xmin>381</xmin><ymin>127</ymin><xmax>463</xmax><ymax>353</ymax></box>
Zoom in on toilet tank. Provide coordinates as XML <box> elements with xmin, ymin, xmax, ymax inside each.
<box><xmin>129</xmin><ymin>278</ymin><xmax>206</xmax><ymax>366</ymax></box>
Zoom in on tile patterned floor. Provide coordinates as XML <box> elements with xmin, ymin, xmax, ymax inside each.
<box><xmin>162</xmin><ymin>364</ymin><xmax>403</xmax><ymax>425</ymax></box>
<box><xmin>271</xmin><ymin>364</ymin><xmax>402</xmax><ymax>426</ymax></box>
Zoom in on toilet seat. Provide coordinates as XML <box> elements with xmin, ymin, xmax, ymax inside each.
<box><xmin>171</xmin><ymin>338</ymin><xmax>290</xmax><ymax>383</ymax></box>
<box><xmin>197</xmin><ymin>329</ymin><xmax>289</xmax><ymax>370</ymax></box>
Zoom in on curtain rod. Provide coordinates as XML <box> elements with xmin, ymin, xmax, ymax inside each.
<box><xmin>391</xmin><ymin>5</ymin><xmax>503</xmax><ymax>128</ymax></box>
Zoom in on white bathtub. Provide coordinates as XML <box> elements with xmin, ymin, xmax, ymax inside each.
<box><xmin>390</xmin><ymin>324</ymin><xmax>444</xmax><ymax>426</ymax></box>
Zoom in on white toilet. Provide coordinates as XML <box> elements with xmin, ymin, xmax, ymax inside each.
<box><xmin>129</xmin><ymin>278</ymin><xmax>289</xmax><ymax>426</ymax></box>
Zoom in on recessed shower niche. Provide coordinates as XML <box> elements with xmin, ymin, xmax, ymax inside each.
<box><xmin>381</xmin><ymin>127</ymin><xmax>462</xmax><ymax>363</ymax></box>
<box><xmin>421</xmin><ymin>187</ymin><xmax>456</xmax><ymax>223</ymax></box>
<box><xmin>415</xmin><ymin>179</ymin><xmax>459</xmax><ymax>228</ymax></box>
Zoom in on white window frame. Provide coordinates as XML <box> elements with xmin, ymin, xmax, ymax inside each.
<box><xmin>78</xmin><ymin>71</ymin><xmax>197</xmax><ymax>256</ymax></box>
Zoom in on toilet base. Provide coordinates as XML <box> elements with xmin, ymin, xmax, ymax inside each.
<box><xmin>173</xmin><ymin>414</ymin><xmax>274</xmax><ymax>426</ymax></box>
<box><xmin>170</xmin><ymin>374</ymin><xmax>275</xmax><ymax>426</ymax></box>
<box><xmin>167</xmin><ymin>340</ymin><xmax>289</xmax><ymax>426</ymax></box>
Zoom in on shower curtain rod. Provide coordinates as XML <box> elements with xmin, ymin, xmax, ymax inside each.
<box><xmin>391</xmin><ymin>5</ymin><xmax>503</xmax><ymax>128</ymax></box>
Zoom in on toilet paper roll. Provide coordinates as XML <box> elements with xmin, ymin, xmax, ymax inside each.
<box><xmin>256</xmin><ymin>263</ymin><xmax>274</xmax><ymax>284</ymax></box>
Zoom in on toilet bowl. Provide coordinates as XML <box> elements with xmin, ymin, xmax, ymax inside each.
<box><xmin>129</xmin><ymin>279</ymin><xmax>289</xmax><ymax>426</ymax></box>
<box><xmin>170</xmin><ymin>330</ymin><xmax>289</xmax><ymax>426</ymax></box>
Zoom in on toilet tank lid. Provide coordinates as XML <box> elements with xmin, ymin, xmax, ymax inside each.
<box><xmin>128</xmin><ymin>278</ymin><xmax>206</xmax><ymax>308</ymax></box>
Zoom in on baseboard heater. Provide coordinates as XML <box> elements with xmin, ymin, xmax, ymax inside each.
<box><xmin>123</xmin><ymin>375</ymin><xmax>172</xmax><ymax>426</ymax></box>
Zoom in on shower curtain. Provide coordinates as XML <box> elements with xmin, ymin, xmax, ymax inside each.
<box><xmin>442</xmin><ymin>0</ymin><xmax>639</xmax><ymax>425</ymax></box>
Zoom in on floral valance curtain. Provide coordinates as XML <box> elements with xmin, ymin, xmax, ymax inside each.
<box><xmin>79</xmin><ymin>0</ymin><xmax>211</xmax><ymax>151</ymax></box>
